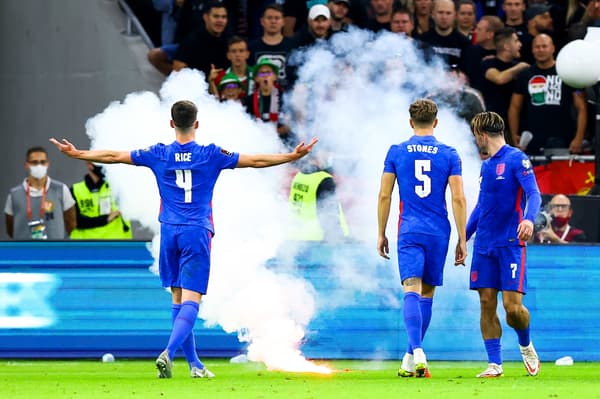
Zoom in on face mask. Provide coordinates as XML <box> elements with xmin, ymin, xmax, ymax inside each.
<box><xmin>551</xmin><ymin>216</ymin><xmax>570</xmax><ymax>228</ymax></box>
<box><xmin>29</xmin><ymin>165</ymin><xmax>48</xmax><ymax>179</ymax></box>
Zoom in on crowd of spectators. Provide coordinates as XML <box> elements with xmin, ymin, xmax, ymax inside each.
<box><xmin>127</xmin><ymin>0</ymin><xmax>599</xmax><ymax>158</ymax></box>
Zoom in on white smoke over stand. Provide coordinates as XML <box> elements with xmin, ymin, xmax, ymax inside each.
<box><xmin>83</xmin><ymin>28</ymin><xmax>480</xmax><ymax>372</ymax></box>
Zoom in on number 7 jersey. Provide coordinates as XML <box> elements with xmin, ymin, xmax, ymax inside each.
<box><xmin>383</xmin><ymin>135</ymin><xmax>462</xmax><ymax>238</ymax></box>
<box><xmin>131</xmin><ymin>141</ymin><xmax>239</xmax><ymax>233</ymax></box>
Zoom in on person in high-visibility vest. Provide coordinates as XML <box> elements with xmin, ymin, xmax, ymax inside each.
<box><xmin>288</xmin><ymin>153</ymin><xmax>349</xmax><ymax>241</ymax></box>
<box><xmin>70</xmin><ymin>162</ymin><xmax>132</xmax><ymax>239</ymax></box>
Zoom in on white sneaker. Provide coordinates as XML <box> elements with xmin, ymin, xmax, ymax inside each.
<box><xmin>520</xmin><ymin>342</ymin><xmax>541</xmax><ymax>376</ymax></box>
<box><xmin>190</xmin><ymin>366</ymin><xmax>215</xmax><ymax>378</ymax></box>
<box><xmin>476</xmin><ymin>363</ymin><xmax>503</xmax><ymax>378</ymax></box>
<box><xmin>398</xmin><ymin>353</ymin><xmax>415</xmax><ymax>377</ymax></box>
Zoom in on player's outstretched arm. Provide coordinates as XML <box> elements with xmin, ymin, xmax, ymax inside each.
<box><xmin>49</xmin><ymin>138</ymin><xmax>133</xmax><ymax>164</ymax></box>
<box><xmin>236</xmin><ymin>137</ymin><xmax>318</xmax><ymax>168</ymax></box>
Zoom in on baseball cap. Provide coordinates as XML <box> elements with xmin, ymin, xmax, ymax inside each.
<box><xmin>309</xmin><ymin>4</ymin><xmax>331</xmax><ymax>20</ymax></box>
<box><xmin>525</xmin><ymin>4</ymin><xmax>552</xmax><ymax>20</ymax></box>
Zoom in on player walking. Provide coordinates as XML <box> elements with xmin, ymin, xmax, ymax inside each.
<box><xmin>468</xmin><ymin>111</ymin><xmax>541</xmax><ymax>377</ymax></box>
<box><xmin>377</xmin><ymin>99</ymin><xmax>467</xmax><ymax>378</ymax></box>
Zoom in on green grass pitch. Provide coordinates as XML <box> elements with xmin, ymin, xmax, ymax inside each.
<box><xmin>1</xmin><ymin>359</ymin><xmax>599</xmax><ymax>399</ymax></box>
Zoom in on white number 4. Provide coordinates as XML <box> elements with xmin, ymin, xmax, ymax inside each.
<box><xmin>414</xmin><ymin>160</ymin><xmax>431</xmax><ymax>198</ymax></box>
<box><xmin>175</xmin><ymin>170</ymin><xmax>192</xmax><ymax>203</ymax></box>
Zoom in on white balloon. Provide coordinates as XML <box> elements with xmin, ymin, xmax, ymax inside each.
<box><xmin>556</xmin><ymin>39</ymin><xmax>600</xmax><ymax>89</ymax></box>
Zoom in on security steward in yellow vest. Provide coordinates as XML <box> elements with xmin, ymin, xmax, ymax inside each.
<box><xmin>70</xmin><ymin>162</ymin><xmax>132</xmax><ymax>239</ymax></box>
<box><xmin>288</xmin><ymin>160</ymin><xmax>349</xmax><ymax>241</ymax></box>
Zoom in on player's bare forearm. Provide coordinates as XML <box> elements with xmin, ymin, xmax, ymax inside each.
<box><xmin>377</xmin><ymin>190</ymin><xmax>392</xmax><ymax>259</ymax></box>
<box><xmin>49</xmin><ymin>138</ymin><xmax>133</xmax><ymax>164</ymax></box>
<box><xmin>377</xmin><ymin>173</ymin><xmax>395</xmax><ymax>238</ymax></box>
<box><xmin>449</xmin><ymin>176</ymin><xmax>467</xmax><ymax>241</ymax></box>
<box><xmin>377</xmin><ymin>197</ymin><xmax>391</xmax><ymax>238</ymax></box>
<box><xmin>237</xmin><ymin>137</ymin><xmax>318</xmax><ymax>168</ymax></box>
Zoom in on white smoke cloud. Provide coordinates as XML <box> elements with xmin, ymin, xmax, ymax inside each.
<box><xmin>82</xmin><ymin>28</ymin><xmax>481</xmax><ymax>371</ymax></box>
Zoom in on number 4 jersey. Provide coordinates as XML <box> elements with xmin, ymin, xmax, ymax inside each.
<box><xmin>131</xmin><ymin>141</ymin><xmax>239</xmax><ymax>233</ymax></box>
<box><xmin>383</xmin><ymin>135</ymin><xmax>462</xmax><ymax>238</ymax></box>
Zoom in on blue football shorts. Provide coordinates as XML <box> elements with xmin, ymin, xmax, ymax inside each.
<box><xmin>159</xmin><ymin>223</ymin><xmax>212</xmax><ymax>294</ymax></box>
<box><xmin>396</xmin><ymin>233</ymin><xmax>450</xmax><ymax>286</ymax></box>
<box><xmin>470</xmin><ymin>245</ymin><xmax>527</xmax><ymax>294</ymax></box>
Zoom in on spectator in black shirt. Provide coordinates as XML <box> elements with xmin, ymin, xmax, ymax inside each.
<box><xmin>249</xmin><ymin>4</ymin><xmax>294</xmax><ymax>89</ymax></box>
<box><xmin>289</xmin><ymin>4</ymin><xmax>333</xmax><ymax>50</ymax></box>
<box><xmin>509</xmin><ymin>34</ymin><xmax>587</xmax><ymax>155</ymax></box>
<box><xmin>480</xmin><ymin>27</ymin><xmax>529</xmax><ymax>126</ymax></box>
<box><xmin>503</xmin><ymin>0</ymin><xmax>527</xmax><ymax>35</ymax></box>
<box><xmin>520</xmin><ymin>4</ymin><xmax>554</xmax><ymax>63</ymax></box>
<box><xmin>172</xmin><ymin>2</ymin><xmax>229</xmax><ymax>80</ymax></box>
<box><xmin>390</xmin><ymin>7</ymin><xmax>415</xmax><ymax>36</ymax></box>
<box><xmin>365</xmin><ymin>0</ymin><xmax>393</xmax><ymax>31</ymax></box>
<box><xmin>418</xmin><ymin>0</ymin><xmax>472</xmax><ymax>71</ymax></box>
<box><xmin>328</xmin><ymin>0</ymin><xmax>352</xmax><ymax>33</ymax></box>
<box><xmin>463</xmin><ymin>15</ymin><xmax>504</xmax><ymax>91</ymax></box>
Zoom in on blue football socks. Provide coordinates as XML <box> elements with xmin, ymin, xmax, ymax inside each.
<box><xmin>166</xmin><ymin>301</ymin><xmax>200</xmax><ymax>363</ymax></box>
<box><xmin>171</xmin><ymin>303</ymin><xmax>204</xmax><ymax>369</ymax></box>
<box><xmin>403</xmin><ymin>292</ymin><xmax>423</xmax><ymax>352</ymax></box>
<box><xmin>484</xmin><ymin>338</ymin><xmax>502</xmax><ymax>365</ymax></box>
<box><xmin>515</xmin><ymin>326</ymin><xmax>531</xmax><ymax>347</ymax></box>
<box><xmin>407</xmin><ymin>296</ymin><xmax>433</xmax><ymax>355</ymax></box>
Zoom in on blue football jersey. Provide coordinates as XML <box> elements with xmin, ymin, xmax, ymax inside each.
<box><xmin>467</xmin><ymin>145</ymin><xmax>541</xmax><ymax>247</ymax></box>
<box><xmin>131</xmin><ymin>141</ymin><xmax>239</xmax><ymax>232</ymax></box>
<box><xmin>383</xmin><ymin>135</ymin><xmax>462</xmax><ymax>238</ymax></box>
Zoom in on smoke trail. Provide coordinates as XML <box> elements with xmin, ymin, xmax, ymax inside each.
<box><xmin>282</xmin><ymin>28</ymin><xmax>481</xmax><ymax>315</ymax></box>
<box><xmin>82</xmin><ymin>28</ymin><xmax>482</xmax><ymax>370</ymax></box>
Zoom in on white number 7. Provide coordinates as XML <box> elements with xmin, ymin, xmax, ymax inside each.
<box><xmin>415</xmin><ymin>160</ymin><xmax>431</xmax><ymax>198</ymax></box>
<box><xmin>175</xmin><ymin>170</ymin><xmax>192</xmax><ymax>203</ymax></box>
<box><xmin>510</xmin><ymin>263</ymin><xmax>517</xmax><ymax>279</ymax></box>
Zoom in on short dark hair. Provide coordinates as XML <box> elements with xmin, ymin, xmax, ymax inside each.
<box><xmin>171</xmin><ymin>100</ymin><xmax>198</xmax><ymax>130</ymax></box>
<box><xmin>494</xmin><ymin>27</ymin><xmax>516</xmax><ymax>49</ymax></box>
<box><xmin>228</xmin><ymin>35</ymin><xmax>247</xmax><ymax>49</ymax></box>
<box><xmin>203</xmin><ymin>0</ymin><xmax>227</xmax><ymax>15</ymax></box>
<box><xmin>456</xmin><ymin>0</ymin><xmax>476</xmax><ymax>11</ymax></box>
<box><xmin>409</xmin><ymin>99</ymin><xmax>438</xmax><ymax>127</ymax></box>
<box><xmin>470</xmin><ymin>111</ymin><xmax>505</xmax><ymax>136</ymax></box>
<box><xmin>26</xmin><ymin>146</ymin><xmax>48</xmax><ymax>160</ymax></box>
<box><xmin>392</xmin><ymin>6</ymin><xmax>412</xmax><ymax>18</ymax></box>
<box><xmin>263</xmin><ymin>3</ymin><xmax>284</xmax><ymax>16</ymax></box>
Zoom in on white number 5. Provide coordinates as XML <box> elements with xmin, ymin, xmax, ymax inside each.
<box><xmin>175</xmin><ymin>170</ymin><xmax>192</xmax><ymax>203</ymax></box>
<box><xmin>414</xmin><ymin>160</ymin><xmax>431</xmax><ymax>198</ymax></box>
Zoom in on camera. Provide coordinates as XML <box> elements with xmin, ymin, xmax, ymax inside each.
<box><xmin>534</xmin><ymin>210</ymin><xmax>552</xmax><ymax>233</ymax></box>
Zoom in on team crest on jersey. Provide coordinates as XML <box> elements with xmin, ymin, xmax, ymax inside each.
<box><xmin>220</xmin><ymin>148</ymin><xmax>232</xmax><ymax>156</ymax></box>
<box><xmin>496</xmin><ymin>163</ymin><xmax>505</xmax><ymax>175</ymax></box>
